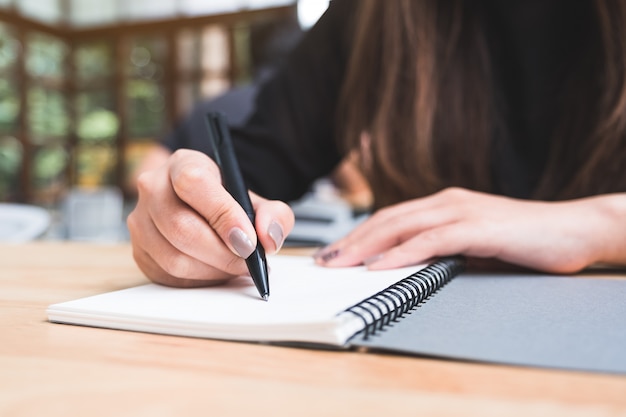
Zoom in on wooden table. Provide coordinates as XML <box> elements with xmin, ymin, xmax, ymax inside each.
<box><xmin>1</xmin><ymin>242</ymin><xmax>625</xmax><ymax>417</ymax></box>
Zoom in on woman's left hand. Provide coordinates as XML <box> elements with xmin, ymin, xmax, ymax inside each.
<box><xmin>314</xmin><ymin>187</ymin><xmax>626</xmax><ymax>273</ymax></box>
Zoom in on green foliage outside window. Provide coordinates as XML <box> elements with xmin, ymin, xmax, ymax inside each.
<box><xmin>74</xmin><ymin>41</ymin><xmax>113</xmax><ymax>82</ymax></box>
<box><xmin>27</xmin><ymin>87</ymin><xmax>70</xmax><ymax>143</ymax></box>
<box><xmin>126</xmin><ymin>79</ymin><xmax>165</xmax><ymax>138</ymax></box>
<box><xmin>0</xmin><ymin>23</ymin><xmax>19</xmax><ymax>71</ymax></box>
<box><xmin>0</xmin><ymin>78</ymin><xmax>19</xmax><ymax>132</ymax></box>
<box><xmin>126</xmin><ymin>36</ymin><xmax>167</xmax><ymax>139</ymax></box>
<box><xmin>76</xmin><ymin>91</ymin><xmax>119</xmax><ymax>142</ymax></box>
<box><xmin>0</xmin><ymin>136</ymin><xmax>22</xmax><ymax>201</ymax></box>
<box><xmin>26</xmin><ymin>32</ymin><xmax>68</xmax><ymax>79</ymax></box>
<box><xmin>31</xmin><ymin>144</ymin><xmax>68</xmax><ymax>190</ymax></box>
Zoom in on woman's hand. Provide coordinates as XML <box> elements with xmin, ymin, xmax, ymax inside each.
<box><xmin>314</xmin><ymin>187</ymin><xmax>626</xmax><ymax>273</ymax></box>
<box><xmin>127</xmin><ymin>149</ymin><xmax>294</xmax><ymax>287</ymax></box>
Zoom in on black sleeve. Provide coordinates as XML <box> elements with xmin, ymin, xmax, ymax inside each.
<box><xmin>231</xmin><ymin>0</ymin><xmax>357</xmax><ymax>202</ymax></box>
<box><xmin>161</xmin><ymin>84</ymin><xmax>260</xmax><ymax>157</ymax></box>
<box><xmin>162</xmin><ymin>0</ymin><xmax>356</xmax><ymax>202</ymax></box>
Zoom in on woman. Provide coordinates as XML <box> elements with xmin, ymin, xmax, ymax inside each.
<box><xmin>128</xmin><ymin>0</ymin><xmax>626</xmax><ymax>287</ymax></box>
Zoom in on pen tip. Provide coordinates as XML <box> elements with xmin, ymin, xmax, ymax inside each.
<box><xmin>262</xmin><ymin>294</ymin><xmax>269</xmax><ymax>301</ymax></box>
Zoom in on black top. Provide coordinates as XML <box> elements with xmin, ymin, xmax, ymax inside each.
<box><xmin>163</xmin><ymin>0</ymin><xmax>594</xmax><ymax>202</ymax></box>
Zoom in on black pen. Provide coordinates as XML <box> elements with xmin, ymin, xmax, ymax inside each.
<box><xmin>205</xmin><ymin>112</ymin><xmax>270</xmax><ymax>301</ymax></box>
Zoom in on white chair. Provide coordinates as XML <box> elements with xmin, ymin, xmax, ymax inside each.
<box><xmin>0</xmin><ymin>203</ymin><xmax>51</xmax><ymax>243</ymax></box>
<box><xmin>286</xmin><ymin>179</ymin><xmax>368</xmax><ymax>247</ymax></box>
<box><xmin>61</xmin><ymin>187</ymin><xmax>124</xmax><ymax>242</ymax></box>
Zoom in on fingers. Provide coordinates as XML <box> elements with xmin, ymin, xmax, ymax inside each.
<box><xmin>167</xmin><ymin>150</ymin><xmax>259</xmax><ymax>259</ymax></box>
<box><xmin>128</xmin><ymin>148</ymin><xmax>296</xmax><ymax>287</ymax></box>
<box><xmin>168</xmin><ymin>151</ymin><xmax>294</xmax><ymax>257</ymax></box>
<box><xmin>251</xmin><ymin>193</ymin><xmax>295</xmax><ymax>254</ymax></box>
<box><xmin>129</xmin><ymin>168</ymin><xmax>249</xmax><ymax>284</ymax></box>
<box><xmin>315</xmin><ymin>190</ymin><xmax>467</xmax><ymax>267</ymax></box>
<box><xmin>313</xmin><ymin>186</ymin><xmax>599</xmax><ymax>274</ymax></box>
<box><xmin>131</xmin><ymin>244</ymin><xmax>230</xmax><ymax>288</ymax></box>
<box><xmin>315</xmin><ymin>219</ymin><xmax>466</xmax><ymax>270</ymax></box>
<box><xmin>363</xmin><ymin>222</ymin><xmax>491</xmax><ymax>270</ymax></box>
<box><xmin>313</xmin><ymin>187</ymin><xmax>511</xmax><ymax>269</ymax></box>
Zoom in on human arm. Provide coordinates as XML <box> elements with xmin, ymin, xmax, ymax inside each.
<box><xmin>314</xmin><ymin>187</ymin><xmax>626</xmax><ymax>273</ymax></box>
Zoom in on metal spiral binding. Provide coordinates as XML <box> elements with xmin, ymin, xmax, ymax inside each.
<box><xmin>344</xmin><ymin>257</ymin><xmax>464</xmax><ymax>339</ymax></box>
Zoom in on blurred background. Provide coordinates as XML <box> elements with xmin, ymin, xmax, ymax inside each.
<box><xmin>0</xmin><ymin>0</ymin><xmax>343</xmax><ymax>242</ymax></box>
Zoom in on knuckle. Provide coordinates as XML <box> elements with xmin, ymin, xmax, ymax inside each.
<box><xmin>206</xmin><ymin>198</ymin><xmax>237</xmax><ymax>232</ymax></box>
<box><xmin>437</xmin><ymin>187</ymin><xmax>478</xmax><ymax>214</ymax></box>
<box><xmin>170</xmin><ymin>148</ymin><xmax>197</xmax><ymax>163</ymax></box>
<box><xmin>371</xmin><ymin>208</ymin><xmax>386</xmax><ymax>221</ymax></box>
<box><xmin>167</xmin><ymin>212</ymin><xmax>201</xmax><ymax>248</ymax></box>
<box><xmin>370</xmin><ymin>206</ymin><xmax>392</xmax><ymax>223</ymax></box>
<box><xmin>171</xmin><ymin>149</ymin><xmax>187</xmax><ymax>159</ymax></box>
<box><xmin>131</xmin><ymin>246</ymin><xmax>147</xmax><ymax>269</ymax></box>
<box><xmin>440</xmin><ymin>186</ymin><xmax>467</xmax><ymax>200</ymax></box>
<box><xmin>136</xmin><ymin>171</ymin><xmax>154</xmax><ymax>196</ymax></box>
<box><xmin>419</xmin><ymin>227</ymin><xmax>446</xmax><ymax>245</ymax></box>
<box><xmin>126</xmin><ymin>211</ymin><xmax>139</xmax><ymax>236</ymax></box>
<box><xmin>160</xmin><ymin>253</ymin><xmax>193</xmax><ymax>278</ymax></box>
<box><xmin>172</xmin><ymin>163</ymin><xmax>208</xmax><ymax>195</ymax></box>
<box><xmin>393</xmin><ymin>244</ymin><xmax>422</xmax><ymax>262</ymax></box>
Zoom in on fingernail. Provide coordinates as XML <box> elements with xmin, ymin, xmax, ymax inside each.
<box><xmin>228</xmin><ymin>227</ymin><xmax>255</xmax><ymax>258</ymax></box>
<box><xmin>314</xmin><ymin>247</ymin><xmax>341</xmax><ymax>264</ymax></box>
<box><xmin>364</xmin><ymin>254</ymin><xmax>384</xmax><ymax>266</ymax></box>
<box><xmin>268</xmin><ymin>221</ymin><xmax>284</xmax><ymax>252</ymax></box>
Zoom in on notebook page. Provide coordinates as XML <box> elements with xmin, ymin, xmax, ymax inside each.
<box><xmin>47</xmin><ymin>256</ymin><xmax>426</xmax><ymax>345</ymax></box>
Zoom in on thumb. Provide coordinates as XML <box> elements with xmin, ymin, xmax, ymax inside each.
<box><xmin>251</xmin><ymin>193</ymin><xmax>295</xmax><ymax>254</ymax></box>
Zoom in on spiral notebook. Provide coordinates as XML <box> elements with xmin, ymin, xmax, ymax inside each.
<box><xmin>47</xmin><ymin>256</ymin><xmax>626</xmax><ymax>375</ymax></box>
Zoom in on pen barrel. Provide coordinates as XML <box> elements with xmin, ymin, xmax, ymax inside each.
<box><xmin>222</xmin><ymin>165</ymin><xmax>256</xmax><ymax>221</ymax></box>
<box><xmin>207</xmin><ymin>112</ymin><xmax>270</xmax><ymax>299</ymax></box>
<box><xmin>215</xmin><ymin>133</ymin><xmax>255</xmax><ymax>219</ymax></box>
<box><xmin>217</xmin><ymin>135</ymin><xmax>269</xmax><ymax>295</ymax></box>
<box><xmin>204</xmin><ymin>113</ymin><xmax>254</xmax><ymax>218</ymax></box>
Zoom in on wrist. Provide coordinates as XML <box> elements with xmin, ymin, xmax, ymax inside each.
<box><xmin>584</xmin><ymin>193</ymin><xmax>626</xmax><ymax>266</ymax></box>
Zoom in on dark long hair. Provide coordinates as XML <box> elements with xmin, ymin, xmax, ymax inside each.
<box><xmin>339</xmin><ymin>0</ymin><xmax>626</xmax><ymax>208</ymax></box>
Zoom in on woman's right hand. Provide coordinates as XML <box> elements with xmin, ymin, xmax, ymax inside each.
<box><xmin>127</xmin><ymin>149</ymin><xmax>295</xmax><ymax>288</ymax></box>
